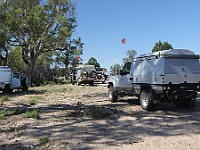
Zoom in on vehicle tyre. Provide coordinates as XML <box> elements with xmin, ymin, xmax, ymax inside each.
<box><xmin>108</xmin><ymin>85</ymin><xmax>118</xmax><ymax>102</ymax></box>
<box><xmin>81</xmin><ymin>70</ymin><xmax>88</xmax><ymax>77</ymax></box>
<box><xmin>90</xmin><ymin>71</ymin><xmax>97</xmax><ymax>78</ymax></box>
<box><xmin>140</xmin><ymin>90</ymin><xmax>154</xmax><ymax>111</ymax></box>
<box><xmin>3</xmin><ymin>84</ymin><xmax>11</xmax><ymax>94</ymax></box>
<box><xmin>97</xmin><ymin>74</ymin><xmax>102</xmax><ymax>79</ymax></box>
<box><xmin>174</xmin><ymin>99</ymin><xmax>194</xmax><ymax>108</ymax></box>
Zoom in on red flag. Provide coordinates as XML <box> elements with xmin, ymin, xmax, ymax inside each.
<box><xmin>78</xmin><ymin>55</ymin><xmax>81</xmax><ymax>61</ymax></box>
<box><xmin>121</xmin><ymin>38</ymin><xmax>126</xmax><ymax>44</ymax></box>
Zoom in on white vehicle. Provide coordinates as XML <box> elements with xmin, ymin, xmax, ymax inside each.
<box><xmin>70</xmin><ymin>65</ymin><xmax>97</xmax><ymax>86</ymax></box>
<box><xmin>0</xmin><ymin>66</ymin><xmax>28</xmax><ymax>93</ymax></box>
<box><xmin>108</xmin><ymin>49</ymin><xmax>200</xmax><ymax>110</ymax></box>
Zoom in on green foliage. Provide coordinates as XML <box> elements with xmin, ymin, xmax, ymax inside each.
<box><xmin>58</xmin><ymin>117</ymin><xmax>65</xmax><ymax>122</ymax></box>
<box><xmin>28</xmin><ymin>95</ymin><xmax>44</xmax><ymax>101</ymax></box>
<box><xmin>86</xmin><ymin>57</ymin><xmax>100</xmax><ymax>68</ymax></box>
<box><xmin>0</xmin><ymin>0</ymin><xmax>83</xmax><ymax>85</ymax></box>
<box><xmin>152</xmin><ymin>40</ymin><xmax>173</xmax><ymax>52</ymax></box>
<box><xmin>127</xmin><ymin>50</ymin><xmax>137</xmax><ymax>59</ymax></box>
<box><xmin>87</xmin><ymin>106</ymin><xmax>117</xmax><ymax>119</ymax></box>
<box><xmin>23</xmin><ymin>109</ymin><xmax>40</xmax><ymax>119</ymax></box>
<box><xmin>110</xmin><ymin>63</ymin><xmax>121</xmax><ymax>76</ymax></box>
<box><xmin>7</xmin><ymin>47</ymin><xmax>27</xmax><ymax>72</ymax></box>
<box><xmin>38</xmin><ymin>137</ymin><xmax>49</xmax><ymax>145</ymax></box>
<box><xmin>30</xmin><ymin>100</ymin><xmax>36</xmax><ymax>105</ymax></box>
<box><xmin>7</xmin><ymin>126</ymin><xmax>19</xmax><ymax>132</ymax></box>
<box><xmin>0</xmin><ymin>108</ymin><xmax>21</xmax><ymax>119</ymax></box>
<box><xmin>0</xmin><ymin>95</ymin><xmax>10</xmax><ymax>105</ymax></box>
<box><xmin>0</xmin><ymin>109</ymin><xmax>6</xmax><ymax>119</ymax></box>
<box><xmin>5</xmin><ymin>108</ymin><xmax>20</xmax><ymax>115</ymax></box>
<box><xmin>87</xmin><ymin>106</ymin><xmax>106</xmax><ymax>119</ymax></box>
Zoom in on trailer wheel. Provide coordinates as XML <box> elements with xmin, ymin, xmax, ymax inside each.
<box><xmin>108</xmin><ymin>85</ymin><xmax>118</xmax><ymax>102</ymax></box>
<box><xmin>140</xmin><ymin>90</ymin><xmax>154</xmax><ymax>111</ymax></box>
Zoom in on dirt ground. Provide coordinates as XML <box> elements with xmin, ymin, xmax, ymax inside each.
<box><xmin>0</xmin><ymin>83</ymin><xmax>200</xmax><ymax>150</ymax></box>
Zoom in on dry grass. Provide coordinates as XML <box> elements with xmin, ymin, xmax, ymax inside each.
<box><xmin>1</xmin><ymin>84</ymin><xmax>200</xmax><ymax>150</ymax></box>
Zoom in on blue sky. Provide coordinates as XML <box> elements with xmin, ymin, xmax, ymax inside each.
<box><xmin>72</xmin><ymin>0</ymin><xmax>200</xmax><ymax>71</ymax></box>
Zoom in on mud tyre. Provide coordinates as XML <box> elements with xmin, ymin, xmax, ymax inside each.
<box><xmin>90</xmin><ymin>71</ymin><xmax>97</xmax><ymax>78</ymax></box>
<box><xmin>108</xmin><ymin>85</ymin><xmax>118</xmax><ymax>102</ymax></box>
<box><xmin>140</xmin><ymin>90</ymin><xmax>154</xmax><ymax>111</ymax></box>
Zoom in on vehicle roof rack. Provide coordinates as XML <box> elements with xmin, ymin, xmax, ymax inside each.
<box><xmin>137</xmin><ymin>49</ymin><xmax>199</xmax><ymax>60</ymax></box>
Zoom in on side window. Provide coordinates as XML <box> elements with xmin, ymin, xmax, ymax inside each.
<box><xmin>122</xmin><ymin>62</ymin><xmax>131</xmax><ymax>74</ymax></box>
<box><xmin>13</xmin><ymin>73</ymin><xmax>20</xmax><ymax>79</ymax></box>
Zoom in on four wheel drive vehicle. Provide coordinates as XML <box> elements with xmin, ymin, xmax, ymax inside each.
<box><xmin>70</xmin><ymin>65</ymin><xmax>97</xmax><ymax>86</ymax></box>
<box><xmin>95</xmin><ymin>68</ymin><xmax>108</xmax><ymax>83</ymax></box>
<box><xmin>108</xmin><ymin>49</ymin><xmax>200</xmax><ymax>111</ymax></box>
<box><xmin>0</xmin><ymin>66</ymin><xmax>29</xmax><ymax>94</ymax></box>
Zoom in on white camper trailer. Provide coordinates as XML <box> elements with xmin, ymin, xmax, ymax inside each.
<box><xmin>0</xmin><ymin>66</ymin><xmax>28</xmax><ymax>93</ymax></box>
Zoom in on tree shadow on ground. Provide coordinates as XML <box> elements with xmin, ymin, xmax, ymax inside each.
<box><xmin>0</xmin><ymin>89</ymin><xmax>47</xmax><ymax>98</ymax></box>
<box><xmin>1</xmin><ymin>96</ymin><xmax>200</xmax><ymax>149</ymax></box>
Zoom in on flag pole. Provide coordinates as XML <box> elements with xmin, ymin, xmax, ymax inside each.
<box><xmin>125</xmin><ymin>43</ymin><xmax>126</xmax><ymax>55</ymax></box>
<box><xmin>121</xmin><ymin>38</ymin><xmax>126</xmax><ymax>56</ymax></box>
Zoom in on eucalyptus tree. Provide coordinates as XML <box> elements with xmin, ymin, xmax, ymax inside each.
<box><xmin>86</xmin><ymin>57</ymin><xmax>100</xmax><ymax>68</ymax></box>
<box><xmin>152</xmin><ymin>40</ymin><xmax>173</xmax><ymax>52</ymax></box>
<box><xmin>0</xmin><ymin>1</ymin><xmax>10</xmax><ymax>66</ymax></box>
<box><xmin>110</xmin><ymin>63</ymin><xmax>121</xmax><ymax>76</ymax></box>
<box><xmin>0</xmin><ymin>0</ymin><xmax>82</xmax><ymax>84</ymax></box>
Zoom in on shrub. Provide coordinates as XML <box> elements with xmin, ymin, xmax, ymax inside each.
<box><xmin>87</xmin><ymin>106</ymin><xmax>107</xmax><ymax>119</ymax></box>
<box><xmin>0</xmin><ymin>95</ymin><xmax>10</xmax><ymax>105</ymax></box>
<box><xmin>23</xmin><ymin>109</ymin><xmax>40</xmax><ymax>119</ymax></box>
<box><xmin>38</xmin><ymin>137</ymin><xmax>49</xmax><ymax>145</ymax></box>
<box><xmin>30</xmin><ymin>100</ymin><xmax>36</xmax><ymax>105</ymax></box>
<box><xmin>0</xmin><ymin>110</ymin><xmax>5</xmax><ymax>119</ymax></box>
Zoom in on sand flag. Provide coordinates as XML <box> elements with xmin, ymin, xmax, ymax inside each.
<box><xmin>121</xmin><ymin>38</ymin><xmax>126</xmax><ymax>44</ymax></box>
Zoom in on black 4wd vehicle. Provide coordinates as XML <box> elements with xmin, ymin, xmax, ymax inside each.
<box><xmin>70</xmin><ymin>65</ymin><xmax>97</xmax><ymax>86</ymax></box>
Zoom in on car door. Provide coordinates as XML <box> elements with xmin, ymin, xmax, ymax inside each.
<box><xmin>118</xmin><ymin>62</ymin><xmax>134</xmax><ymax>91</ymax></box>
<box><xmin>11</xmin><ymin>73</ymin><xmax>21</xmax><ymax>88</ymax></box>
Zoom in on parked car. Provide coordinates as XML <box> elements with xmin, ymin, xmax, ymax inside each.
<box><xmin>70</xmin><ymin>65</ymin><xmax>97</xmax><ymax>86</ymax></box>
<box><xmin>0</xmin><ymin>66</ymin><xmax>28</xmax><ymax>93</ymax></box>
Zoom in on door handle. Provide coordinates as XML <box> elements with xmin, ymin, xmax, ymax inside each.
<box><xmin>129</xmin><ymin>78</ymin><xmax>133</xmax><ymax>80</ymax></box>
